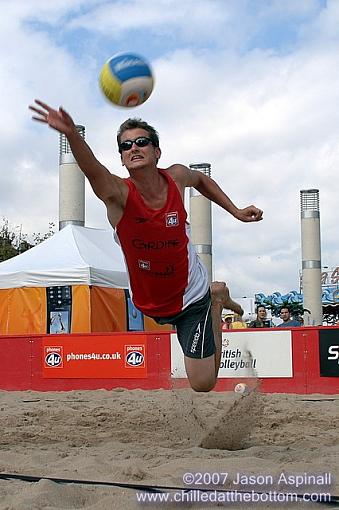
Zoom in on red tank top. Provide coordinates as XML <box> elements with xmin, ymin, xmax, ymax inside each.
<box><xmin>115</xmin><ymin>170</ymin><xmax>189</xmax><ymax>316</ymax></box>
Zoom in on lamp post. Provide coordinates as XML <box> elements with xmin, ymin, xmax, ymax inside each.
<box><xmin>189</xmin><ymin>163</ymin><xmax>212</xmax><ymax>282</ymax></box>
<box><xmin>300</xmin><ymin>189</ymin><xmax>323</xmax><ymax>325</ymax></box>
<box><xmin>59</xmin><ymin>125</ymin><xmax>86</xmax><ymax>230</ymax></box>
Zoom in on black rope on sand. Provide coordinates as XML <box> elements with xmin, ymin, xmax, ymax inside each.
<box><xmin>0</xmin><ymin>473</ymin><xmax>163</xmax><ymax>493</ymax></box>
<box><xmin>0</xmin><ymin>473</ymin><xmax>338</xmax><ymax>506</ymax></box>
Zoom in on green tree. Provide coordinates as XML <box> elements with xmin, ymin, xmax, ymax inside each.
<box><xmin>0</xmin><ymin>217</ymin><xmax>55</xmax><ymax>262</ymax></box>
<box><xmin>0</xmin><ymin>219</ymin><xmax>17</xmax><ymax>262</ymax></box>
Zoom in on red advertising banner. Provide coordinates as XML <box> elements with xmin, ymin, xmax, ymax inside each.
<box><xmin>42</xmin><ymin>335</ymin><xmax>147</xmax><ymax>378</ymax></box>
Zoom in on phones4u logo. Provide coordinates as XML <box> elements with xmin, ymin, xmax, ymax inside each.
<box><xmin>125</xmin><ymin>345</ymin><xmax>145</xmax><ymax>368</ymax></box>
<box><xmin>44</xmin><ymin>346</ymin><xmax>63</xmax><ymax>368</ymax></box>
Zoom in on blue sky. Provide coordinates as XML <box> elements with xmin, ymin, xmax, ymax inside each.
<box><xmin>24</xmin><ymin>0</ymin><xmax>327</xmax><ymax>58</ymax></box>
<box><xmin>1</xmin><ymin>0</ymin><xmax>339</xmax><ymax>301</ymax></box>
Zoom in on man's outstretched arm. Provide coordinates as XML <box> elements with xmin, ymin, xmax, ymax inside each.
<box><xmin>169</xmin><ymin>164</ymin><xmax>263</xmax><ymax>222</ymax></box>
<box><xmin>29</xmin><ymin>100</ymin><xmax>125</xmax><ymax>205</ymax></box>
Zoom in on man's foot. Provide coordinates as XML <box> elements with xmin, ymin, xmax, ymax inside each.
<box><xmin>211</xmin><ymin>281</ymin><xmax>244</xmax><ymax>316</ymax></box>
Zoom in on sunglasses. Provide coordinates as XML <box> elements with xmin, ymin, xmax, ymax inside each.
<box><xmin>119</xmin><ymin>136</ymin><xmax>153</xmax><ymax>153</ymax></box>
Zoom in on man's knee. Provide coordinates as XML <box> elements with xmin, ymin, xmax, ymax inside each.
<box><xmin>189</xmin><ymin>376</ymin><xmax>216</xmax><ymax>392</ymax></box>
<box><xmin>211</xmin><ymin>281</ymin><xmax>227</xmax><ymax>296</ymax></box>
<box><xmin>210</xmin><ymin>281</ymin><xmax>229</xmax><ymax>305</ymax></box>
<box><xmin>184</xmin><ymin>354</ymin><xmax>216</xmax><ymax>392</ymax></box>
<box><xmin>211</xmin><ymin>281</ymin><xmax>244</xmax><ymax>316</ymax></box>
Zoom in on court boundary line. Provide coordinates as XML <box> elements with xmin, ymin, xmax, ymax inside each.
<box><xmin>0</xmin><ymin>472</ymin><xmax>338</xmax><ymax>505</ymax></box>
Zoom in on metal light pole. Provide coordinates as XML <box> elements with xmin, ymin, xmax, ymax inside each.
<box><xmin>59</xmin><ymin>126</ymin><xmax>86</xmax><ymax>230</ymax></box>
<box><xmin>300</xmin><ymin>189</ymin><xmax>323</xmax><ymax>325</ymax></box>
<box><xmin>189</xmin><ymin>163</ymin><xmax>212</xmax><ymax>282</ymax></box>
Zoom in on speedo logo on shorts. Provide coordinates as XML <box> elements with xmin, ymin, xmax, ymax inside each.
<box><xmin>190</xmin><ymin>323</ymin><xmax>201</xmax><ymax>354</ymax></box>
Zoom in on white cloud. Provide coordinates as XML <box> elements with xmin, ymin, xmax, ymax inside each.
<box><xmin>67</xmin><ymin>0</ymin><xmax>231</xmax><ymax>42</ymax></box>
<box><xmin>299</xmin><ymin>0</ymin><xmax>339</xmax><ymax>46</ymax></box>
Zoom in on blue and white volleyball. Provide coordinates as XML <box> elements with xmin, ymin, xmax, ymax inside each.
<box><xmin>99</xmin><ymin>53</ymin><xmax>154</xmax><ymax>107</ymax></box>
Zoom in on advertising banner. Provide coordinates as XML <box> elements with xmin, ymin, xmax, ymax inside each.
<box><xmin>171</xmin><ymin>330</ymin><xmax>293</xmax><ymax>378</ymax></box>
<box><xmin>46</xmin><ymin>286</ymin><xmax>72</xmax><ymax>334</ymax></box>
<box><xmin>124</xmin><ymin>289</ymin><xmax>144</xmax><ymax>331</ymax></box>
<box><xmin>319</xmin><ymin>329</ymin><xmax>339</xmax><ymax>377</ymax></box>
<box><xmin>42</xmin><ymin>334</ymin><xmax>147</xmax><ymax>378</ymax></box>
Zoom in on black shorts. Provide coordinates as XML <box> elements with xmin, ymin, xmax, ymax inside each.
<box><xmin>151</xmin><ymin>290</ymin><xmax>215</xmax><ymax>359</ymax></box>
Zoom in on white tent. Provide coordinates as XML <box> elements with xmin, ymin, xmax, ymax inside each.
<box><xmin>0</xmin><ymin>225</ymin><xmax>128</xmax><ymax>289</ymax></box>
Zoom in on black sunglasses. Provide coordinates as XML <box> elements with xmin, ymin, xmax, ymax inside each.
<box><xmin>119</xmin><ymin>136</ymin><xmax>153</xmax><ymax>153</ymax></box>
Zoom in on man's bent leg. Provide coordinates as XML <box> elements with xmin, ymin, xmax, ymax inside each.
<box><xmin>211</xmin><ymin>281</ymin><xmax>244</xmax><ymax>376</ymax></box>
<box><xmin>184</xmin><ymin>355</ymin><xmax>217</xmax><ymax>392</ymax></box>
<box><xmin>211</xmin><ymin>281</ymin><xmax>243</xmax><ymax>316</ymax></box>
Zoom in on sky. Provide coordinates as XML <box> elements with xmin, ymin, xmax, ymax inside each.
<box><xmin>1</xmin><ymin>0</ymin><xmax>338</xmax><ymax>299</ymax></box>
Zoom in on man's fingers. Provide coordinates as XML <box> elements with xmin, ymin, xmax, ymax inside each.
<box><xmin>34</xmin><ymin>99</ymin><xmax>52</xmax><ymax>111</ymax></box>
<box><xmin>31</xmin><ymin>115</ymin><xmax>48</xmax><ymax>123</ymax></box>
<box><xmin>59</xmin><ymin>106</ymin><xmax>72</xmax><ymax>121</ymax></box>
<box><xmin>29</xmin><ymin>105</ymin><xmax>48</xmax><ymax>122</ymax></box>
<box><xmin>252</xmin><ymin>208</ymin><xmax>263</xmax><ymax>221</ymax></box>
<box><xmin>29</xmin><ymin>105</ymin><xmax>47</xmax><ymax>117</ymax></box>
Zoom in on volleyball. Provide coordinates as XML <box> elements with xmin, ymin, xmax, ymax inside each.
<box><xmin>99</xmin><ymin>52</ymin><xmax>154</xmax><ymax>108</ymax></box>
<box><xmin>234</xmin><ymin>383</ymin><xmax>250</xmax><ymax>396</ymax></box>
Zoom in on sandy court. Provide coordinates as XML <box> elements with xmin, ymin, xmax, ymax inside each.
<box><xmin>0</xmin><ymin>388</ymin><xmax>338</xmax><ymax>509</ymax></box>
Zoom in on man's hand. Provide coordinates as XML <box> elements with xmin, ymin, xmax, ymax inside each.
<box><xmin>29</xmin><ymin>99</ymin><xmax>76</xmax><ymax>137</ymax></box>
<box><xmin>234</xmin><ymin>205</ymin><xmax>263</xmax><ymax>222</ymax></box>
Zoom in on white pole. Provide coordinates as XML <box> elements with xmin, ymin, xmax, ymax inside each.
<box><xmin>300</xmin><ymin>189</ymin><xmax>323</xmax><ymax>325</ymax></box>
<box><xmin>59</xmin><ymin>125</ymin><xmax>85</xmax><ymax>230</ymax></box>
<box><xmin>189</xmin><ymin>163</ymin><xmax>212</xmax><ymax>283</ymax></box>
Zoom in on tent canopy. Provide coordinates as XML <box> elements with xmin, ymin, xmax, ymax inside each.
<box><xmin>0</xmin><ymin>225</ymin><xmax>128</xmax><ymax>289</ymax></box>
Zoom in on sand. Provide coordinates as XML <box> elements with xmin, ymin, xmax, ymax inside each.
<box><xmin>0</xmin><ymin>388</ymin><xmax>338</xmax><ymax>509</ymax></box>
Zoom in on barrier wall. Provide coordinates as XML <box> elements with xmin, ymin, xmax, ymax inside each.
<box><xmin>171</xmin><ymin>327</ymin><xmax>339</xmax><ymax>394</ymax></box>
<box><xmin>0</xmin><ymin>332</ymin><xmax>171</xmax><ymax>391</ymax></box>
<box><xmin>0</xmin><ymin>327</ymin><xmax>338</xmax><ymax>393</ymax></box>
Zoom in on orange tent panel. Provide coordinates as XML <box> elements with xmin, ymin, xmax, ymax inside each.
<box><xmin>144</xmin><ymin>315</ymin><xmax>172</xmax><ymax>332</ymax></box>
<box><xmin>0</xmin><ymin>285</ymin><xmax>172</xmax><ymax>335</ymax></box>
<box><xmin>71</xmin><ymin>285</ymin><xmax>91</xmax><ymax>333</ymax></box>
<box><xmin>90</xmin><ymin>287</ymin><xmax>127</xmax><ymax>332</ymax></box>
<box><xmin>0</xmin><ymin>288</ymin><xmax>46</xmax><ymax>335</ymax></box>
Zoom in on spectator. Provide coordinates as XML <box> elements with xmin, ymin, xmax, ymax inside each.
<box><xmin>221</xmin><ymin>315</ymin><xmax>233</xmax><ymax>331</ymax></box>
<box><xmin>277</xmin><ymin>306</ymin><xmax>301</xmax><ymax>328</ymax></box>
<box><xmin>249</xmin><ymin>305</ymin><xmax>271</xmax><ymax>328</ymax></box>
<box><xmin>231</xmin><ymin>314</ymin><xmax>248</xmax><ymax>329</ymax></box>
<box><xmin>297</xmin><ymin>316</ymin><xmax>304</xmax><ymax>326</ymax></box>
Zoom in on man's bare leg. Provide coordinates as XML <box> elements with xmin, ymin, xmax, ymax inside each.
<box><xmin>184</xmin><ymin>355</ymin><xmax>217</xmax><ymax>392</ymax></box>
<box><xmin>184</xmin><ymin>282</ymin><xmax>243</xmax><ymax>392</ymax></box>
<box><xmin>211</xmin><ymin>281</ymin><xmax>244</xmax><ymax>376</ymax></box>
